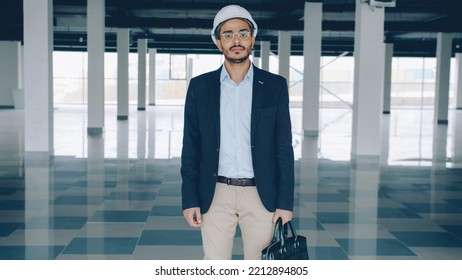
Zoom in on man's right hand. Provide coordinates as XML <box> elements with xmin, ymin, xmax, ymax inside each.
<box><xmin>183</xmin><ymin>207</ymin><xmax>202</xmax><ymax>227</ymax></box>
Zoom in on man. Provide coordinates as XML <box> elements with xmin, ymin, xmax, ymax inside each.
<box><xmin>181</xmin><ymin>4</ymin><xmax>294</xmax><ymax>260</ymax></box>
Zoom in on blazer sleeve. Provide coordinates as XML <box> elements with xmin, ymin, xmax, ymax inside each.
<box><xmin>180</xmin><ymin>78</ymin><xmax>201</xmax><ymax>210</ymax></box>
<box><xmin>275</xmin><ymin>77</ymin><xmax>295</xmax><ymax>211</ymax></box>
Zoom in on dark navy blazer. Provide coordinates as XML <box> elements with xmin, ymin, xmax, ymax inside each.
<box><xmin>181</xmin><ymin>65</ymin><xmax>294</xmax><ymax>214</ymax></box>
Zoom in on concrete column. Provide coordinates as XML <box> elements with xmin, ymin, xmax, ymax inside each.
<box><xmin>24</xmin><ymin>159</ymin><xmax>53</xmax><ymax>257</ymax></box>
<box><xmin>302</xmin><ymin>1</ymin><xmax>322</xmax><ymax>137</ymax></box>
<box><xmin>434</xmin><ymin>33</ymin><xmax>453</xmax><ymax>124</ymax></box>
<box><xmin>148</xmin><ymin>48</ymin><xmax>157</xmax><ymax>105</ymax></box>
<box><xmin>260</xmin><ymin>41</ymin><xmax>271</xmax><ymax>71</ymax></box>
<box><xmin>453</xmin><ymin>110</ymin><xmax>462</xmax><ymax>167</ymax></box>
<box><xmin>187</xmin><ymin>57</ymin><xmax>194</xmax><ymax>85</ymax></box>
<box><xmin>0</xmin><ymin>42</ymin><xmax>20</xmax><ymax>108</ymax></box>
<box><xmin>383</xmin><ymin>43</ymin><xmax>393</xmax><ymax>114</ymax></box>
<box><xmin>137</xmin><ymin>38</ymin><xmax>147</xmax><ymax>110</ymax></box>
<box><xmin>87</xmin><ymin>0</ymin><xmax>105</xmax><ymax>135</ymax></box>
<box><xmin>117</xmin><ymin>28</ymin><xmax>129</xmax><ymax>120</ymax></box>
<box><xmin>18</xmin><ymin>43</ymin><xmax>23</xmax><ymax>90</ymax></box>
<box><xmin>148</xmin><ymin>109</ymin><xmax>156</xmax><ymax>159</ymax></box>
<box><xmin>455</xmin><ymin>53</ymin><xmax>462</xmax><ymax>110</ymax></box>
<box><xmin>351</xmin><ymin>0</ymin><xmax>385</xmax><ymax>165</ymax></box>
<box><xmin>278</xmin><ymin>31</ymin><xmax>291</xmax><ymax>81</ymax></box>
<box><xmin>23</xmin><ymin>0</ymin><xmax>53</xmax><ymax>158</ymax></box>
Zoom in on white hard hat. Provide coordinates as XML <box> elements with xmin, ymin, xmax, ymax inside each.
<box><xmin>211</xmin><ymin>5</ymin><xmax>258</xmax><ymax>44</ymax></box>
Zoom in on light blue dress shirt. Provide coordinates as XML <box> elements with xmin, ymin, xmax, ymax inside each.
<box><xmin>218</xmin><ymin>64</ymin><xmax>255</xmax><ymax>178</ymax></box>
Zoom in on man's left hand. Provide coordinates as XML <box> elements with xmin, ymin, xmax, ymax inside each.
<box><xmin>272</xmin><ymin>209</ymin><xmax>293</xmax><ymax>225</ymax></box>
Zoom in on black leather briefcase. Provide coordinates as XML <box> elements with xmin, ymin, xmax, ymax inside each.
<box><xmin>261</xmin><ymin>218</ymin><xmax>309</xmax><ymax>260</ymax></box>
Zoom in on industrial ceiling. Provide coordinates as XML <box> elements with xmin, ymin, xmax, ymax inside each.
<box><xmin>1</xmin><ymin>0</ymin><xmax>462</xmax><ymax>57</ymax></box>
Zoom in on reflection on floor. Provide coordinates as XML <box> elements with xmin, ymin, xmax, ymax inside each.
<box><xmin>0</xmin><ymin>105</ymin><xmax>461</xmax><ymax>260</ymax></box>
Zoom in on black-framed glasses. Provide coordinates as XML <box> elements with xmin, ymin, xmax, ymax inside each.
<box><xmin>220</xmin><ymin>30</ymin><xmax>251</xmax><ymax>41</ymax></box>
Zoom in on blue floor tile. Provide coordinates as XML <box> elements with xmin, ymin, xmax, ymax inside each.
<box><xmin>299</xmin><ymin>193</ymin><xmax>349</xmax><ymax>203</ymax></box>
<box><xmin>0</xmin><ymin>223</ymin><xmax>23</xmax><ymax>237</ymax></box>
<box><xmin>335</xmin><ymin>239</ymin><xmax>416</xmax><ymax>256</ymax></box>
<box><xmin>0</xmin><ymin>187</ymin><xmax>19</xmax><ymax>195</ymax></box>
<box><xmin>63</xmin><ymin>237</ymin><xmax>138</xmax><ymax>254</ymax></box>
<box><xmin>308</xmin><ymin>246</ymin><xmax>349</xmax><ymax>260</ymax></box>
<box><xmin>441</xmin><ymin>225</ymin><xmax>462</xmax><ymax>239</ymax></box>
<box><xmin>158</xmin><ymin>187</ymin><xmax>181</xmax><ymax>196</ymax></box>
<box><xmin>53</xmin><ymin>195</ymin><xmax>106</xmax><ymax>205</ymax></box>
<box><xmin>0</xmin><ymin>246</ymin><xmax>65</xmax><ymax>260</ymax></box>
<box><xmin>232</xmin><ymin>254</ymin><xmax>244</xmax><ymax>260</ymax></box>
<box><xmin>315</xmin><ymin>212</ymin><xmax>378</xmax><ymax>224</ymax></box>
<box><xmin>402</xmin><ymin>203</ymin><xmax>462</xmax><ymax>214</ymax></box>
<box><xmin>150</xmin><ymin>206</ymin><xmax>183</xmax><ymax>216</ymax></box>
<box><xmin>106</xmin><ymin>191</ymin><xmax>157</xmax><ymax>201</ymax></box>
<box><xmin>391</xmin><ymin>232</ymin><xmax>462</xmax><ymax>247</ymax></box>
<box><xmin>128</xmin><ymin>179</ymin><xmax>162</xmax><ymax>185</ymax></box>
<box><xmin>0</xmin><ymin>200</ymin><xmax>47</xmax><ymax>211</ymax></box>
<box><xmin>89</xmin><ymin>210</ymin><xmax>150</xmax><ymax>222</ymax></box>
<box><xmin>291</xmin><ymin>217</ymin><xmax>325</xmax><ymax>231</ymax></box>
<box><xmin>139</xmin><ymin>230</ymin><xmax>202</xmax><ymax>245</ymax></box>
<box><xmin>445</xmin><ymin>199</ymin><xmax>462</xmax><ymax>209</ymax></box>
<box><xmin>20</xmin><ymin>216</ymin><xmax>87</xmax><ymax>230</ymax></box>
<box><xmin>377</xmin><ymin>208</ymin><xmax>422</xmax><ymax>218</ymax></box>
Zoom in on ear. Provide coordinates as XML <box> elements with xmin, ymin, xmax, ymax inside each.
<box><xmin>215</xmin><ymin>39</ymin><xmax>223</xmax><ymax>52</ymax></box>
<box><xmin>250</xmin><ymin>36</ymin><xmax>256</xmax><ymax>50</ymax></box>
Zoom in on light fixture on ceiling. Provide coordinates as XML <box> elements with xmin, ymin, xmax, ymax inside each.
<box><xmin>369</xmin><ymin>0</ymin><xmax>396</xmax><ymax>8</ymax></box>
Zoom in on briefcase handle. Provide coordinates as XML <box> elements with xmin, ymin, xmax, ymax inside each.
<box><xmin>272</xmin><ymin>218</ymin><xmax>299</xmax><ymax>247</ymax></box>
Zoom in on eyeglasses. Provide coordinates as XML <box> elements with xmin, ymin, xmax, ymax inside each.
<box><xmin>220</xmin><ymin>30</ymin><xmax>251</xmax><ymax>41</ymax></box>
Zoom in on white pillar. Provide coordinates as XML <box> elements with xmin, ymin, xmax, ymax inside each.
<box><xmin>23</xmin><ymin>0</ymin><xmax>53</xmax><ymax>158</ymax></box>
<box><xmin>351</xmin><ymin>0</ymin><xmax>385</xmax><ymax>164</ymax></box>
<box><xmin>18</xmin><ymin>43</ymin><xmax>23</xmax><ymax>90</ymax></box>
<box><xmin>302</xmin><ymin>2</ymin><xmax>322</xmax><ymax>137</ymax></box>
<box><xmin>260</xmin><ymin>41</ymin><xmax>271</xmax><ymax>71</ymax></box>
<box><xmin>137</xmin><ymin>38</ymin><xmax>147</xmax><ymax>110</ymax></box>
<box><xmin>453</xmin><ymin>110</ymin><xmax>462</xmax><ymax>167</ymax></box>
<box><xmin>383</xmin><ymin>43</ymin><xmax>393</xmax><ymax>114</ymax></box>
<box><xmin>87</xmin><ymin>0</ymin><xmax>105</xmax><ymax>135</ymax></box>
<box><xmin>278</xmin><ymin>31</ymin><xmax>291</xmax><ymax>82</ymax></box>
<box><xmin>24</xmin><ymin>160</ymin><xmax>52</xmax><ymax>257</ymax></box>
<box><xmin>148</xmin><ymin>109</ymin><xmax>156</xmax><ymax>159</ymax></box>
<box><xmin>117</xmin><ymin>28</ymin><xmax>129</xmax><ymax>120</ymax></box>
<box><xmin>187</xmin><ymin>57</ymin><xmax>194</xmax><ymax>85</ymax></box>
<box><xmin>148</xmin><ymin>48</ymin><xmax>157</xmax><ymax>106</ymax></box>
<box><xmin>455</xmin><ymin>53</ymin><xmax>462</xmax><ymax>110</ymax></box>
<box><xmin>0</xmin><ymin>42</ymin><xmax>20</xmax><ymax>107</ymax></box>
<box><xmin>434</xmin><ymin>33</ymin><xmax>453</xmax><ymax>124</ymax></box>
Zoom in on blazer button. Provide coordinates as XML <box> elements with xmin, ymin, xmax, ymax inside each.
<box><xmin>216</xmin><ymin>148</ymin><xmax>219</xmax><ymax>152</ymax></box>
<box><xmin>213</xmin><ymin>173</ymin><xmax>217</xmax><ymax>177</ymax></box>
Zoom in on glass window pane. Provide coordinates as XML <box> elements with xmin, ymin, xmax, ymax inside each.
<box><xmin>170</xmin><ymin>55</ymin><xmax>186</xmax><ymax>80</ymax></box>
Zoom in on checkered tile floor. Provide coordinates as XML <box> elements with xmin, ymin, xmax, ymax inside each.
<box><xmin>0</xmin><ymin>105</ymin><xmax>461</xmax><ymax>259</ymax></box>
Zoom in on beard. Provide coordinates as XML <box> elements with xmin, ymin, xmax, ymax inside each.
<box><xmin>223</xmin><ymin>46</ymin><xmax>251</xmax><ymax>64</ymax></box>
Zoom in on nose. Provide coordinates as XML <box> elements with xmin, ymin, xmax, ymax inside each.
<box><xmin>233</xmin><ymin>36</ymin><xmax>242</xmax><ymax>45</ymax></box>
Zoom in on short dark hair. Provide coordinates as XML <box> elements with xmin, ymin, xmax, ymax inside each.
<box><xmin>214</xmin><ymin>18</ymin><xmax>255</xmax><ymax>41</ymax></box>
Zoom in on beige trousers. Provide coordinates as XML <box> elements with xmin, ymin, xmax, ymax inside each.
<box><xmin>201</xmin><ymin>182</ymin><xmax>274</xmax><ymax>260</ymax></box>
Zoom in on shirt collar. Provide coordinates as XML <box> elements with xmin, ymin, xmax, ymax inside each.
<box><xmin>220</xmin><ymin>63</ymin><xmax>254</xmax><ymax>84</ymax></box>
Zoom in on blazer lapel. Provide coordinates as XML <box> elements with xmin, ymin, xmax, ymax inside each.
<box><xmin>208</xmin><ymin>67</ymin><xmax>222</xmax><ymax>145</ymax></box>
<box><xmin>251</xmin><ymin>66</ymin><xmax>267</xmax><ymax>143</ymax></box>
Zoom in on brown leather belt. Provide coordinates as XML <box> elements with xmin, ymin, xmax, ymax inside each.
<box><xmin>217</xmin><ymin>176</ymin><xmax>256</xmax><ymax>187</ymax></box>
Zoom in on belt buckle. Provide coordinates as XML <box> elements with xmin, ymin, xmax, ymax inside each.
<box><xmin>226</xmin><ymin>177</ymin><xmax>231</xmax><ymax>186</ymax></box>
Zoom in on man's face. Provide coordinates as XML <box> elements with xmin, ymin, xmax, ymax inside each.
<box><xmin>215</xmin><ymin>18</ymin><xmax>255</xmax><ymax>64</ymax></box>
